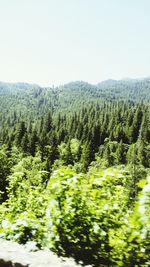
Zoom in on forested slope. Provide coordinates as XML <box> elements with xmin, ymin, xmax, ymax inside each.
<box><xmin>0</xmin><ymin>79</ymin><xmax>150</xmax><ymax>266</ymax></box>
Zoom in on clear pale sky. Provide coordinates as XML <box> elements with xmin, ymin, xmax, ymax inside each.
<box><xmin>0</xmin><ymin>0</ymin><xmax>150</xmax><ymax>86</ymax></box>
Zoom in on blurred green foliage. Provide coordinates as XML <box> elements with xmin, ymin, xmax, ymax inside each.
<box><xmin>0</xmin><ymin>80</ymin><xmax>150</xmax><ymax>266</ymax></box>
<box><xmin>0</xmin><ymin>157</ymin><xmax>150</xmax><ymax>266</ymax></box>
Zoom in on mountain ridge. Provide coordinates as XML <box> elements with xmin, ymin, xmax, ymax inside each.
<box><xmin>0</xmin><ymin>76</ymin><xmax>150</xmax><ymax>89</ymax></box>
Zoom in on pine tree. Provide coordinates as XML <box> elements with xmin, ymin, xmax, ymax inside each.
<box><xmin>138</xmin><ymin>113</ymin><xmax>149</xmax><ymax>143</ymax></box>
<box><xmin>116</xmin><ymin>140</ymin><xmax>125</xmax><ymax>164</ymax></box>
<box><xmin>45</xmin><ymin>112</ymin><xmax>52</xmax><ymax>133</ymax></box>
<box><xmin>80</xmin><ymin>141</ymin><xmax>92</xmax><ymax>171</ymax></box>
<box><xmin>29</xmin><ymin>129</ymin><xmax>38</xmax><ymax>156</ymax></box>
<box><xmin>129</xmin><ymin>107</ymin><xmax>143</xmax><ymax>143</ymax></box>
<box><xmin>65</xmin><ymin>141</ymin><xmax>73</xmax><ymax>165</ymax></box>
<box><xmin>21</xmin><ymin>132</ymin><xmax>29</xmax><ymax>153</ymax></box>
<box><xmin>16</xmin><ymin>121</ymin><xmax>26</xmax><ymax>146</ymax></box>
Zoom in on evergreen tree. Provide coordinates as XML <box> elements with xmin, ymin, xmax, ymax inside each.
<box><xmin>29</xmin><ymin>129</ymin><xmax>38</xmax><ymax>156</ymax></box>
<box><xmin>16</xmin><ymin>121</ymin><xmax>26</xmax><ymax>146</ymax></box>
<box><xmin>115</xmin><ymin>140</ymin><xmax>125</xmax><ymax>164</ymax></box>
<box><xmin>80</xmin><ymin>141</ymin><xmax>93</xmax><ymax>171</ymax></box>
<box><xmin>45</xmin><ymin>112</ymin><xmax>53</xmax><ymax>133</ymax></box>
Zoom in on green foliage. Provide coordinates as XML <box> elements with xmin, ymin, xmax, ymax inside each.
<box><xmin>0</xmin><ymin>80</ymin><xmax>150</xmax><ymax>265</ymax></box>
<box><xmin>45</xmin><ymin>166</ymin><xmax>149</xmax><ymax>266</ymax></box>
<box><xmin>0</xmin><ymin>145</ymin><xmax>22</xmax><ymax>203</ymax></box>
<box><xmin>0</xmin><ymin>159</ymin><xmax>150</xmax><ymax>265</ymax></box>
<box><xmin>0</xmin><ymin>80</ymin><xmax>150</xmax><ymax>171</ymax></box>
<box><xmin>0</xmin><ymin>154</ymin><xmax>49</xmax><ymax>247</ymax></box>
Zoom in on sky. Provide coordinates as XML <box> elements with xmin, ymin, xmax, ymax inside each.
<box><xmin>0</xmin><ymin>0</ymin><xmax>150</xmax><ymax>86</ymax></box>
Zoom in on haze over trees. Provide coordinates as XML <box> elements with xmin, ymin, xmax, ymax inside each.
<box><xmin>0</xmin><ymin>78</ymin><xmax>150</xmax><ymax>266</ymax></box>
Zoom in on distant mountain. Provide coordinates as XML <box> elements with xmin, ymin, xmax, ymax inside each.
<box><xmin>0</xmin><ymin>78</ymin><xmax>149</xmax><ymax>121</ymax></box>
<box><xmin>96</xmin><ymin>78</ymin><xmax>150</xmax><ymax>101</ymax></box>
<box><xmin>0</xmin><ymin>78</ymin><xmax>150</xmax><ymax>99</ymax></box>
<box><xmin>0</xmin><ymin>82</ymin><xmax>40</xmax><ymax>91</ymax></box>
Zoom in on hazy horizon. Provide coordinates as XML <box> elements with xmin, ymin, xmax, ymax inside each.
<box><xmin>1</xmin><ymin>75</ymin><xmax>150</xmax><ymax>88</ymax></box>
<box><xmin>0</xmin><ymin>0</ymin><xmax>150</xmax><ymax>86</ymax></box>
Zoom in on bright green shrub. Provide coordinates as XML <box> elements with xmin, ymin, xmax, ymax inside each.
<box><xmin>46</xmin><ymin>167</ymin><xmax>131</xmax><ymax>265</ymax></box>
<box><xmin>0</xmin><ymin>160</ymin><xmax>149</xmax><ymax>266</ymax></box>
<box><xmin>0</xmin><ymin>154</ymin><xmax>49</xmax><ymax>247</ymax></box>
<box><xmin>126</xmin><ymin>175</ymin><xmax>150</xmax><ymax>266</ymax></box>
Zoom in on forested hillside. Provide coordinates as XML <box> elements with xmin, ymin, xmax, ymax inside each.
<box><xmin>0</xmin><ymin>79</ymin><xmax>150</xmax><ymax>266</ymax></box>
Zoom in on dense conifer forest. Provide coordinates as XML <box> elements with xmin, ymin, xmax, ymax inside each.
<box><xmin>0</xmin><ymin>79</ymin><xmax>150</xmax><ymax>266</ymax></box>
